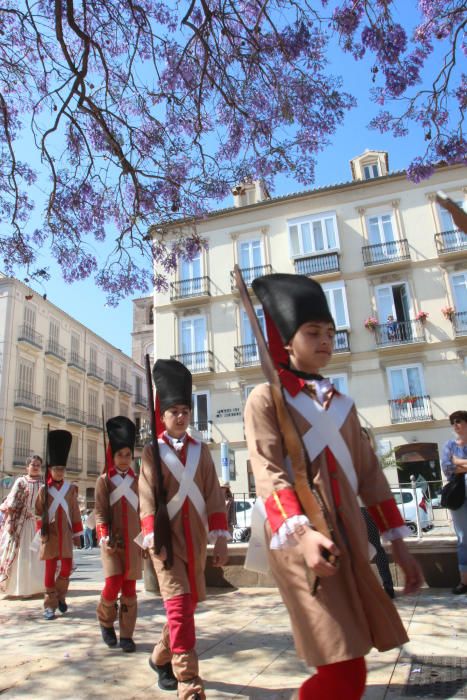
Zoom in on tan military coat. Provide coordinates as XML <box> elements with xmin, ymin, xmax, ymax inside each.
<box><xmin>35</xmin><ymin>481</ymin><xmax>82</xmax><ymax>560</ymax></box>
<box><xmin>245</xmin><ymin>382</ymin><xmax>409</xmax><ymax>667</ymax></box>
<box><xmin>94</xmin><ymin>468</ymin><xmax>142</xmax><ymax>580</ymax></box>
<box><xmin>139</xmin><ymin>435</ymin><xmax>227</xmax><ymax>603</ymax></box>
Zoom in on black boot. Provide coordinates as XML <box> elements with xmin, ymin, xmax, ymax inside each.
<box><xmin>100</xmin><ymin>624</ymin><xmax>117</xmax><ymax>647</ymax></box>
<box><xmin>119</xmin><ymin>637</ymin><xmax>136</xmax><ymax>653</ymax></box>
<box><xmin>149</xmin><ymin>657</ymin><xmax>178</xmax><ymax>691</ymax></box>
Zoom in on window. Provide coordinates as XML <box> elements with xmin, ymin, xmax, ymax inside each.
<box><xmin>451</xmin><ymin>271</ymin><xmax>467</xmax><ymax>312</ymax></box>
<box><xmin>45</xmin><ymin>371</ymin><xmax>59</xmax><ymax>402</ymax></box>
<box><xmin>375</xmin><ymin>282</ymin><xmax>412</xmax><ymax>323</ymax></box>
<box><xmin>14</xmin><ymin>421</ymin><xmax>31</xmax><ymax>453</ymax></box>
<box><xmin>88</xmin><ymin>389</ymin><xmax>98</xmax><ymax>418</ymax></box>
<box><xmin>17</xmin><ymin>358</ymin><xmax>34</xmax><ymax>393</ymax></box>
<box><xmin>148</xmin><ymin>306</ymin><xmax>154</xmax><ymax>324</ymax></box>
<box><xmin>179</xmin><ymin>252</ymin><xmax>202</xmax><ymax>296</ymax></box>
<box><xmin>135</xmin><ymin>376</ymin><xmax>143</xmax><ymax>397</ymax></box>
<box><xmin>68</xmin><ymin>381</ymin><xmax>81</xmax><ymax>409</ymax></box>
<box><xmin>327</xmin><ymin>373</ymin><xmax>348</xmax><ymax>394</ymax></box>
<box><xmin>241</xmin><ymin>306</ymin><xmax>266</xmax><ymax>344</ymax></box>
<box><xmin>119</xmin><ymin>400</ymin><xmax>128</xmax><ymax>417</ymax></box>
<box><xmin>23</xmin><ymin>304</ymin><xmax>36</xmax><ymax>329</ymax></box>
<box><xmin>192</xmin><ymin>392</ymin><xmax>209</xmax><ymax>431</ymax></box>
<box><xmin>244</xmin><ymin>384</ymin><xmax>256</xmax><ymax>400</ymax></box>
<box><xmin>288</xmin><ymin>212</ymin><xmax>338</xmax><ymax>258</ymax></box>
<box><xmin>363</xmin><ymin>163</ymin><xmax>380</xmax><ymax>179</ymax></box>
<box><xmin>387</xmin><ymin>363</ymin><xmax>426</xmax><ymax>419</ymax></box>
<box><xmin>69</xmin><ymin>436</ymin><xmax>79</xmax><ymax>463</ymax></box>
<box><xmin>439</xmin><ymin>199</ymin><xmax>465</xmax><ymax>232</ymax></box>
<box><xmin>71</xmin><ymin>332</ymin><xmax>80</xmax><ymax>355</ymax></box>
<box><xmin>87</xmin><ymin>440</ymin><xmax>97</xmax><ymax>466</ymax></box>
<box><xmin>89</xmin><ymin>345</ymin><xmax>98</xmax><ymax>367</ymax></box>
<box><xmin>49</xmin><ymin>319</ymin><xmax>60</xmax><ymax>344</ymax></box>
<box><xmin>238</xmin><ymin>239</ymin><xmax>264</xmax><ymax>282</ymax></box>
<box><xmin>121</xmin><ymin>366</ymin><xmax>127</xmax><ymax>384</ymax></box>
<box><xmin>367</xmin><ymin>214</ymin><xmax>395</xmax><ymax>246</ymax></box>
<box><xmin>106</xmin><ymin>356</ymin><xmax>113</xmax><ymax>375</ymax></box>
<box><xmin>180</xmin><ymin>316</ymin><xmax>207</xmax><ymax>356</ymax></box>
<box><xmin>105</xmin><ymin>396</ymin><xmax>114</xmax><ymax>420</ymax></box>
<box><xmin>322</xmin><ymin>282</ymin><xmax>349</xmax><ymax>329</ymax></box>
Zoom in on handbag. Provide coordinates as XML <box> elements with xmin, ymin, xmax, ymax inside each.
<box><xmin>440</xmin><ymin>475</ymin><xmax>466</xmax><ymax>510</ymax></box>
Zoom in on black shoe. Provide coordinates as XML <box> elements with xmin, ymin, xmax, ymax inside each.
<box><xmin>43</xmin><ymin>608</ymin><xmax>56</xmax><ymax>621</ymax></box>
<box><xmin>149</xmin><ymin>657</ymin><xmax>178</xmax><ymax>691</ymax></box>
<box><xmin>58</xmin><ymin>600</ymin><xmax>68</xmax><ymax>613</ymax></box>
<box><xmin>100</xmin><ymin>625</ymin><xmax>117</xmax><ymax>647</ymax></box>
<box><xmin>384</xmin><ymin>585</ymin><xmax>395</xmax><ymax>599</ymax></box>
<box><xmin>452</xmin><ymin>583</ymin><xmax>467</xmax><ymax>595</ymax></box>
<box><xmin>119</xmin><ymin>637</ymin><xmax>136</xmax><ymax>653</ymax></box>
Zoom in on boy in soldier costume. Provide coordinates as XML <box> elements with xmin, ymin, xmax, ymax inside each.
<box><xmin>140</xmin><ymin>359</ymin><xmax>229</xmax><ymax>700</ymax></box>
<box><xmin>244</xmin><ymin>273</ymin><xmax>423</xmax><ymax>700</ymax></box>
<box><xmin>95</xmin><ymin>416</ymin><xmax>142</xmax><ymax>652</ymax></box>
<box><xmin>35</xmin><ymin>429</ymin><xmax>82</xmax><ymax>620</ymax></box>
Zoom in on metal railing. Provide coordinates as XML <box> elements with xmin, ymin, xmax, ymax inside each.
<box><xmin>17</xmin><ymin>325</ymin><xmax>43</xmax><ymax>349</ymax></box>
<box><xmin>374</xmin><ymin>318</ymin><xmax>425</xmax><ymax>347</ymax></box>
<box><xmin>190</xmin><ymin>420</ymin><xmax>213</xmax><ymax>442</ymax></box>
<box><xmin>234</xmin><ymin>343</ymin><xmax>260</xmax><ymax>367</ymax></box>
<box><xmin>388</xmin><ymin>479</ymin><xmax>455</xmax><ymax>539</ymax></box>
<box><xmin>68</xmin><ymin>351</ymin><xmax>85</xmax><ymax>371</ymax></box>
<box><xmin>171</xmin><ymin>350</ymin><xmax>214</xmax><ymax>373</ymax></box>
<box><xmin>87</xmin><ymin>363</ymin><xmax>104</xmax><ymax>381</ymax></box>
<box><xmin>66</xmin><ymin>406</ymin><xmax>87</xmax><ymax>425</ymax></box>
<box><xmin>362</xmin><ymin>238</ymin><xmax>410</xmax><ymax>266</ymax></box>
<box><xmin>87</xmin><ymin>460</ymin><xmax>100</xmax><ymax>476</ymax></box>
<box><xmin>453</xmin><ymin>311</ymin><xmax>467</xmax><ymax>336</ymax></box>
<box><xmin>293</xmin><ymin>251</ymin><xmax>340</xmax><ymax>276</ymax></box>
<box><xmin>334</xmin><ymin>330</ymin><xmax>350</xmax><ymax>353</ymax></box>
<box><xmin>435</xmin><ymin>229</ymin><xmax>467</xmax><ymax>254</ymax></box>
<box><xmin>87</xmin><ymin>414</ymin><xmax>101</xmax><ymax>430</ymax></box>
<box><xmin>13</xmin><ymin>447</ymin><xmax>32</xmax><ymax>466</ymax></box>
<box><xmin>67</xmin><ymin>456</ymin><xmax>83</xmax><ymax>473</ymax></box>
<box><xmin>45</xmin><ymin>340</ymin><xmax>66</xmax><ymax>361</ymax></box>
<box><xmin>14</xmin><ymin>388</ymin><xmax>41</xmax><ymax>411</ymax></box>
<box><xmin>388</xmin><ymin>395</ymin><xmax>432</xmax><ymax>423</ymax></box>
<box><xmin>230</xmin><ymin>264</ymin><xmax>273</xmax><ymax>290</ymax></box>
<box><xmin>170</xmin><ymin>276</ymin><xmax>211</xmax><ymax>301</ymax></box>
<box><xmin>134</xmin><ymin>392</ymin><xmax>147</xmax><ymax>408</ymax></box>
<box><xmin>120</xmin><ymin>380</ymin><xmax>132</xmax><ymax>395</ymax></box>
<box><xmin>104</xmin><ymin>372</ymin><xmax>119</xmax><ymax>389</ymax></box>
<box><xmin>42</xmin><ymin>398</ymin><xmax>66</xmax><ymax>419</ymax></box>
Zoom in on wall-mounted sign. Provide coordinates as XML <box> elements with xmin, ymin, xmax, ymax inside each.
<box><xmin>216</xmin><ymin>408</ymin><xmax>242</xmax><ymax>419</ymax></box>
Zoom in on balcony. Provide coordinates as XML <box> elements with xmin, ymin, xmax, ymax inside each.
<box><xmin>87</xmin><ymin>363</ymin><xmax>104</xmax><ymax>381</ymax></box>
<box><xmin>14</xmin><ymin>388</ymin><xmax>41</xmax><ymax>411</ymax></box>
<box><xmin>334</xmin><ymin>330</ymin><xmax>350</xmax><ymax>353</ymax></box>
<box><xmin>45</xmin><ymin>340</ymin><xmax>67</xmax><ymax>362</ymax></box>
<box><xmin>67</xmin><ymin>456</ymin><xmax>83</xmax><ymax>473</ymax></box>
<box><xmin>362</xmin><ymin>239</ymin><xmax>410</xmax><ymax>267</ymax></box>
<box><xmin>435</xmin><ymin>229</ymin><xmax>467</xmax><ymax>256</ymax></box>
<box><xmin>234</xmin><ymin>343</ymin><xmax>260</xmax><ymax>368</ymax></box>
<box><xmin>87</xmin><ymin>460</ymin><xmax>100</xmax><ymax>476</ymax></box>
<box><xmin>87</xmin><ymin>414</ymin><xmax>102</xmax><ymax>430</ymax></box>
<box><xmin>190</xmin><ymin>420</ymin><xmax>213</xmax><ymax>442</ymax></box>
<box><xmin>135</xmin><ymin>393</ymin><xmax>147</xmax><ymax>408</ymax></box>
<box><xmin>230</xmin><ymin>264</ymin><xmax>273</xmax><ymax>291</ymax></box>
<box><xmin>452</xmin><ymin>311</ymin><xmax>467</xmax><ymax>337</ymax></box>
<box><xmin>373</xmin><ymin>319</ymin><xmax>426</xmax><ymax>348</ymax></box>
<box><xmin>43</xmin><ymin>398</ymin><xmax>66</xmax><ymax>420</ymax></box>
<box><xmin>388</xmin><ymin>395</ymin><xmax>433</xmax><ymax>424</ymax></box>
<box><xmin>171</xmin><ymin>350</ymin><xmax>215</xmax><ymax>374</ymax></box>
<box><xmin>104</xmin><ymin>372</ymin><xmax>119</xmax><ymax>389</ymax></box>
<box><xmin>68</xmin><ymin>351</ymin><xmax>86</xmax><ymax>372</ymax></box>
<box><xmin>13</xmin><ymin>447</ymin><xmax>31</xmax><ymax>466</ymax></box>
<box><xmin>293</xmin><ymin>251</ymin><xmax>340</xmax><ymax>277</ymax></box>
<box><xmin>66</xmin><ymin>406</ymin><xmax>87</xmax><ymax>425</ymax></box>
<box><xmin>170</xmin><ymin>276</ymin><xmax>212</xmax><ymax>302</ymax></box>
<box><xmin>120</xmin><ymin>380</ymin><xmax>132</xmax><ymax>395</ymax></box>
<box><xmin>17</xmin><ymin>325</ymin><xmax>43</xmax><ymax>349</ymax></box>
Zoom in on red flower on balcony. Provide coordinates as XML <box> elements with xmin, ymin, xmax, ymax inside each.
<box><xmin>395</xmin><ymin>395</ymin><xmax>417</xmax><ymax>405</ymax></box>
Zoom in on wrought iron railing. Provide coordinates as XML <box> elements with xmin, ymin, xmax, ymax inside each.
<box><xmin>104</xmin><ymin>372</ymin><xmax>119</xmax><ymax>389</ymax></box>
<box><xmin>68</xmin><ymin>351</ymin><xmax>86</xmax><ymax>371</ymax></box>
<box><xmin>362</xmin><ymin>239</ymin><xmax>410</xmax><ymax>266</ymax></box>
<box><xmin>293</xmin><ymin>251</ymin><xmax>340</xmax><ymax>276</ymax></box>
<box><xmin>230</xmin><ymin>264</ymin><xmax>273</xmax><ymax>290</ymax></box>
<box><xmin>191</xmin><ymin>420</ymin><xmax>213</xmax><ymax>442</ymax></box>
<box><xmin>45</xmin><ymin>340</ymin><xmax>67</xmax><ymax>361</ymax></box>
<box><xmin>334</xmin><ymin>330</ymin><xmax>350</xmax><ymax>353</ymax></box>
<box><xmin>17</xmin><ymin>325</ymin><xmax>43</xmax><ymax>349</ymax></box>
<box><xmin>87</xmin><ymin>460</ymin><xmax>100</xmax><ymax>476</ymax></box>
<box><xmin>120</xmin><ymin>380</ymin><xmax>132</xmax><ymax>395</ymax></box>
<box><xmin>66</xmin><ymin>406</ymin><xmax>87</xmax><ymax>425</ymax></box>
<box><xmin>42</xmin><ymin>398</ymin><xmax>66</xmax><ymax>419</ymax></box>
<box><xmin>171</xmin><ymin>350</ymin><xmax>214</xmax><ymax>373</ymax></box>
<box><xmin>374</xmin><ymin>319</ymin><xmax>425</xmax><ymax>347</ymax></box>
<box><xmin>388</xmin><ymin>395</ymin><xmax>432</xmax><ymax>423</ymax></box>
<box><xmin>87</xmin><ymin>363</ymin><xmax>104</xmax><ymax>381</ymax></box>
<box><xmin>453</xmin><ymin>311</ymin><xmax>467</xmax><ymax>336</ymax></box>
<box><xmin>67</xmin><ymin>456</ymin><xmax>83</xmax><ymax>473</ymax></box>
<box><xmin>87</xmin><ymin>414</ymin><xmax>101</xmax><ymax>430</ymax></box>
<box><xmin>435</xmin><ymin>229</ymin><xmax>467</xmax><ymax>254</ymax></box>
<box><xmin>14</xmin><ymin>388</ymin><xmax>41</xmax><ymax>411</ymax></box>
<box><xmin>234</xmin><ymin>343</ymin><xmax>260</xmax><ymax>367</ymax></box>
<box><xmin>170</xmin><ymin>276</ymin><xmax>211</xmax><ymax>301</ymax></box>
<box><xmin>13</xmin><ymin>447</ymin><xmax>32</xmax><ymax>466</ymax></box>
<box><xmin>135</xmin><ymin>392</ymin><xmax>147</xmax><ymax>407</ymax></box>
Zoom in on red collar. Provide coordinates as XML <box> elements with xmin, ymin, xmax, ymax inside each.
<box><xmin>278</xmin><ymin>368</ymin><xmax>306</xmax><ymax>397</ymax></box>
<box><xmin>46</xmin><ymin>476</ymin><xmax>65</xmax><ymax>487</ymax></box>
<box><xmin>108</xmin><ymin>467</ymin><xmax>136</xmax><ymax>479</ymax></box>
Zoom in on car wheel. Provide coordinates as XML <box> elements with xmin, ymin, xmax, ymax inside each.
<box><xmin>407</xmin><ymin>522</ymin><xmax>418</xmax><ymax>536</ymax></box>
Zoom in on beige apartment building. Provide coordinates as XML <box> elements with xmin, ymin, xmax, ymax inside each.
<box><xmin>0</xmin><ymin>274</ymin><xmax>147</xmax><ymax>506</ymax></box>
<box><xmin>150</xmin><ymin>150</ymin><xmax>466</xmax><ymax>496</ymax></box>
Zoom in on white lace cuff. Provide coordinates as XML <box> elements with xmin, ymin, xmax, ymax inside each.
<box><xmin>142</xmin><ymin>533</ymin><xmax>154</xmax><ymax>550</ymax></box>
<box><xmin>270</xmin><ymin>515</ymin><xmax>311</xmax><ymax>550</ymax></box>
<box><xmin>99</xmin><ymin>536</ymin><xmax>109</xmax><ymax>546</ymax></box>
<box><xmin>381</xmin><ymin>525</ymin><xmax>412</xmax><ymax>542</ymax></box>
<box><xmin>208</xmin><ymin>529</ymin><xmax>231</xmax><ymax>544</ymax></box>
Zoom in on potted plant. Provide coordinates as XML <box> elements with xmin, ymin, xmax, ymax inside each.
<box><xmin>415</xmin><ymin>310</ymin><xmax>429</xmax><ymax>323</ymax></box>
<box><xmin>395</xmin><ymin>395</ymin><xmax>417</xmax><ymax>406</ymax></box>
<box><xmin>364</xmin><ymin>316</ymin><xmax>378</xmax><ymax>330</ymax></box>
<box><xmin>441</xmin><ymin>305</ymin><xmax>455</xmax><ymax>321</ymax></box>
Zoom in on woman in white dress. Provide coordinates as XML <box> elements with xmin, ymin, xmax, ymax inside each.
<box><xmin>0</xmin><ymin>455</ymin><xmax>45</xmax><ymax>597</ymax></box>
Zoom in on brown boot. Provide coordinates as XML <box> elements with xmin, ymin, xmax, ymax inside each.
<box><xmin>97</xmin><ymin>596</ymin><xmax>118</xmax><ymax>647</ymax></box>
<box><xmin>119</xmin><ymin>595</ymin><xmax>137</xmax><ymax>652</ymax></box>
<box><xmin>172</xmin><ymin>650</ymin><xmax>205</xmax><ymax>700</ymax></box>
<box><xmin>55</xmin><ymin>576</ymin><xmax>70</xmax><ymax>613</ymax></box>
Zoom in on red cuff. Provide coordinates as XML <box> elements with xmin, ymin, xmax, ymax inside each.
<box><xmin>141</xmin><ymin>515</ymin><xmax>154</xmax><ymax>537</ymax></box>
<box><xmin>265</xmin><ymin>488</ymin><xmax>304</xmax><ymax>533</ymax></box>
<box><xmin>96</xmin><ymin>523</ymin><xmax>109</xmax><ymax>539</ymax></box>
<box><xmin>208</xmin><ymin>512</ymin><xmax>228</xmax><ymax>532</ymax></box>
<box><xmin>72</xmin><ymin>521</ymin><xmax>83</xmax><ymax>534</ymax></box>
<box><xmin>36</xmin><ymin>519</ymin><xmax>42</xmax><ymax>532</ymax></box>
<box><xmin>368</xmin><ymin>498</ymin><xmax>405</xmax><ymax>532</ymax></box>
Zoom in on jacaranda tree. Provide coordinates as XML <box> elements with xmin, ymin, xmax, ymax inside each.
<box><xmin>0</xmin><ymin>1</ymin><xmax>465</xmax><ymax>302</ymax></box>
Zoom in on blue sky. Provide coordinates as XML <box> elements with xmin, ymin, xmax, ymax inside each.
<box><xmin>13</xmin><ymin>4</ymin><xmax>444</xmax><ymax>358</ymax></box>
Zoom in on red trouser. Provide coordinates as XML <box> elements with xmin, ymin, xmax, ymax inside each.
<box><xmin>45</xmin><ymin>558</ymin><xmax>73</xmax><ymax>587</ymax></box>
<box><xmin>102</xmin><ymin>574</ymin><xmax>136</xmax><ymax>601</ymax></box>
<box><xmin>164</xmin><ymin>593</ymin><xmax>196</xmax><ymax>653</ymax></box>
<box><xmin>299</xmin><ymin>657</ymin><xmax>367</xmax><ymax>700</ymax></box>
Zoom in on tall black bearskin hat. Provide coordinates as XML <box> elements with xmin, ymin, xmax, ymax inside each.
<box><xmin>252</xmin><ymin>273</ymin><xmax>335</xmax><ymax>344</ymax></box>
<box><xmin>153</xmin><ymin>359</ymin><xmax>192</xmax><ymax>414</ymax></box>
<box><xmin>106</xmin><ymin>416</ymin><xmax>136</xmax><ymax>456</ymax></box>
<box><xmin>47</xmin><ymin>430</ymin><xmax>73</xmax><ymax>467</ymax></box>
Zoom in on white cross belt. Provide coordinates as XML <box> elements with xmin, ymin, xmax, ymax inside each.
<box><xmin>48</xmin><ymin>482</ymin><xmax>72</xmax><ymax>527</ymax></box>
<box><xmin>109</xmin><ymin>473</ymin><xmax>139</xmax><ymax>511</ymax></box>
<box><xmin>285</xmin><ymin>390</ymin><xmax>358</xmax><ymax>493</ymax></box>
<box><xmin>158</xmin><ymin>440</ymin><xmax>208</xmax><ymax>530</ymax></box>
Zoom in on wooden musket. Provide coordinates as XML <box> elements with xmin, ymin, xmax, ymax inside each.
<box><xmin>41</xmin><ymin>424</ymin><xmax>50</xmax><ymax>539</ymax></box>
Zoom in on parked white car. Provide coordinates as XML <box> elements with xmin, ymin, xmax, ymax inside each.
<box><xmin>390</xmin><ymin>487</ymin><xmax>434</xmax><ymax>534</ymax></box>
<box><xmin>234</xmin><ymin>498</ymin><xmax>255</xmax><ymax>528</ymax></box>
